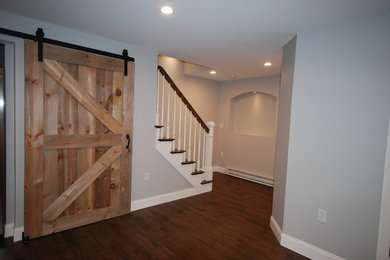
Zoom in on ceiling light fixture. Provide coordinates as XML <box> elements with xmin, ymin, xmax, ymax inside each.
<box><xmin>161</xmin><ymin>6</ymin><xmax>174</xmax><ymax>15</ymax></box>
<box><xmin>210</xmin><ymin>70</ymin><xmax>216</xmax><ymax>75</ymax></box>
<box><xmin>264</xmin><ymin>62</ymin><xmax>272</xmax><ymax>67</ymax></box>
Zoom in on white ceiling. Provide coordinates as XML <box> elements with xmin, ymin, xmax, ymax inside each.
<box><xmin>1</xmin><ymin>0</ymin><xmax>390</xmax><ymax>80</ymax></box>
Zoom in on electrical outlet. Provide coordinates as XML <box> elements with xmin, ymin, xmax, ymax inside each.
<box><xmin>317</xmin><ymin>209</ymin><xmax>327</xmax><ymax>223</ymax></box>
<box><xmin>220</xmin><ymin>123</ymin><xmax>223</xmax><ymax>129</ymax></box>
<box><xmin>220</xmin><ymin>151</ymin><xmax>224</xmax><ymax>157</ymax></box>
<box><xmin>144</xmin><ymin>172</ymin><xmax>150</xmax><ymax>182</ymax></box>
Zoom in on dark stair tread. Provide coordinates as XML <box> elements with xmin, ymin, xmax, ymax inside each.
<box><xmin>200</xmin><ymin>180</ymin><xmax>213</xmax><ymax>185</ymax></box>
<box><xmin>155</xmin><ymin>125</ymin><xmax>164</xmax><ymax>128</ymax></box>
<box><xmin>158</xmin><ymin>138</ymin><xmax>175</xmax><ymax>142</ymax></box>
<box><xmin>170</xmin><ymin>150</ymin><xmax>186</xmax><ymax>154</ymax></box>
<box><xmin>181</xmin><ymin>160</ymin><xmax>196</xmax><ymax>165</ymax></box>
<box><xmin>191</xmin><ymin>170</ymin><xmax>205</xmax><ymax>175</ymax></box>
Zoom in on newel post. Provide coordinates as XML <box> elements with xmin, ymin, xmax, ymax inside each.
<box><xmin>204</xmin><ymin>121</ymin><xmax>215</xmax><ymax>180</ymax></box>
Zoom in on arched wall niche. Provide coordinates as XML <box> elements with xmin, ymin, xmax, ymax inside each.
<box><xmin>229</xmin><ymin>91</ymin><xmax>277</xmax><ymax>137</ymax></box>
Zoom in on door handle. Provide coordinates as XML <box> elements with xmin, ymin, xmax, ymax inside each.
<box><xmin>126</xmin><ymin>134</ymin><xmax>130</xmax><ymax>149</ymax></box>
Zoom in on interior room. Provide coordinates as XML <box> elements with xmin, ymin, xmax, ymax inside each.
<box><xmin>0</xmin><ymin>1</ymin><xmax>390</xmax><ymax>260</ymax></box>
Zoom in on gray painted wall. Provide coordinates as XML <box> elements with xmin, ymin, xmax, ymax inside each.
<box><xmin>283</xmin><ymin>13</ymin><xmax>390</xmax><ymax>259</ymax></box>
<box><xmin>272</xmin><ymin>36</ymin><xmax>296</xmax><ymax>229</ymax></box>
<box><xmin>0</xmin><ymin>10</ymin><xmax>191</xmax><ymax>229</ymax></box>
<box><xmin>216</xmin><ymin>76</ymin><xmax>280</xmax><ymax>179</ymax></box>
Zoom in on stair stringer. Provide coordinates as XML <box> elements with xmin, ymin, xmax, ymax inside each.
<box><xmin>155</xmin><ymin>137</ymin><xmax>212</xmax><ymax>194</ymax></box>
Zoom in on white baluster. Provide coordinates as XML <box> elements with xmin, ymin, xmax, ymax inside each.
<box><xmin>155</xmin><ymin>72</ymin><xmax>161</xmax><ymax>126</ymax></box>
<box><xmin>160</xmin><ymin>76</ymin><xmax>165</xmax><ymax>139</ymax></box>
<box><xmin>187</xmin><ymin>113</ymin><xmax>192</xmax><ymax>161</ymax></box>
<box><xmin>178</xmin><ymin>98</ymin><xmax>182</xmax><ymax>151</ymax></box>
<box><xmin>202</xmin><ymin>129</ymin><xmax>206</xmax><ymax>170</ymax></box>
<box><xmin>197</xmin><ymin>124</ymin><xmax>202</xmax><ymax>170</ymax></box>
<box><xmin>183</xmin><ymin>106</ymin><xmax>187</xmax><ymax>159</ymax></box>
<box><xmin>172</xmin><ymin>91</ymin><xmax>177</xmax><ymax>149</ymax></box>
<box><xmin>166</xmin><ymin>84</ymin><xmax>171</xmax><ymax>139</ymax></box>
<box><xmin>193</xmin><ymin>117</ymin><xmax>197</xmax><ymax>163</ymax></box>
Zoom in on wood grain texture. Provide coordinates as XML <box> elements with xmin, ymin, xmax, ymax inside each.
<box><xmin>44</xmin><ymin>134</ymin><xmax>121</xmax><ymax>149</ymax></box>
<box><xmin>109</xmin><ymin>71</ymin><xmax>123</xmax><ymax>209</ymax></box>
<box><xmin>119</xmin><ymin>63</ymin><xmax>134</xmax><ymax>213</ymax></box>
<box><xmin>24</xmin><ymin>40</ymin><xmax>44</xmax><ymax>239</ymax></box>
<box><xmin>42</xmin><ymin>146</ymin><xmax>122</xmax><ymax>222</ymax></box>
<box><xmin>42</xmin><ymin>206</ymin><xmax>126</xmax><ymax>236</ymax></box>
<box><xmin>43</xmin><ymin>60</ymin><xmax>122</xmax><ymax>134</ymax></box>
<box><xmin>95</xmin><ymin>70</ymin><xmax>114</xmax><ymax>209</ymax></box>
<box><xmin>62</xmin><ymin>63</ymin><xmax>78</xmax><ymax>216</ymax></box>
<box><xmin>25</xmin><ymin>43</ymin><xmax>134</xmax><ymax>239</ymax></box>
<box><xmin>76</xmin><ymin>66</ymin><xmax>97</xmax><ymax>214</ymax></box>
<box><xmin>43</xmin><ymin>71</ymin><xmax>59</xmax><ymax>212</ymax></box>
<box><xmin>5</xmin><ymin>173</ymin><xmax>308</xmax><ymax>259</ymax></box>
<box><xmin>43</xmin><ymin>44</ymin><xmax>123</xmax><ymax>73</ymax></box>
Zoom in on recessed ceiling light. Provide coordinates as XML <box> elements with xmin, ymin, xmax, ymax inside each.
<box><xmin>210</xmin><ymin>70</ymin><xmax>216</xmax><ymax>75</ymax></box>
<box><xmin>229</xmin><ymin>74</ymin><xmax>237</xmax><ymax>80</ymax></box>
<box><xmin>264</xmin><ymin>62</ymin><xmax>272</xmax><ymax>67</ymax></box>
<box><xmin>161</xmin><ymin>6</ymin><xmax>174</xmax><ymax>15</ymax></box>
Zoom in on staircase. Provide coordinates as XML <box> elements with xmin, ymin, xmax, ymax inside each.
<box><xmin>155</xmin><ymin>66</ymin><xmax>215</xmax><ymax>193</ymax></box>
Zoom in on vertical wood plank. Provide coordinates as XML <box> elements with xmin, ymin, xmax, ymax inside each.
<box><xmin>119</xmin><ymin>63</ymin><xmax>134</xmax><ymax>213</ymax></box>
<box><xmin>43</xmin><ymin>71</ymin><xmax>59</xmax><ymax>212</ymax></box>
<box><xmin>95</xmin><ymin>69</ymin><xmax>113</xmax><ymax>209</ymax></box>
<box><xmin>62</xmin><ymin>63</ymin><xmax>78</xmax><ymax>216</ymax></box>
<box><xmin>76</xmin><ymin>65</ymin><xmax>97</xmax><ymax>213</ymax></box>
<box><xmin>110</xmin><ymin>71</ymin><xmax>123</xmax><ymax>208</ymax></box>
<box><xmin>24</xmin><ymin>40</ymin><xmax>44</xmax><ymax>238</ymax></box>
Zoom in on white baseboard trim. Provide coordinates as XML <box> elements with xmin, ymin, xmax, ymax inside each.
<box><xmin>270</xmin><ymin>216</ymin><xmax>345</xmax><ymax>260</ymax></box>
<box><xmin>5</xmin><ymin>223</ymin><xmax>14</xmax><ymax>238</ymax></box>
<box><xmin>131</xmin><ymin>187</ymin><xmax>199</xmax><ymax>212</ymax></box>
<box><xmin>281</xmin><ymin>234</ymin><xmax>345</xmax><ymax>260</ymax></box>
<box><xmin>270</xmin><ymin>216</ymin><xmax>282</xmax><ymax>243</ymax></box>
<box><xmin>8</xmin><ymin>188</ymin><xmax>201</xmax><ymax>242</ymax></box>
<box><xmin>219</xmin><ymin>168</ymin><xmax>274</xmax><ymax>187</ymax></box>
<box><xmin>213</xmin><ymin>165</ymin><xmax>226</xmax><ymax>173</ymax></box>
<box><xmin>13</xmin><ymin>226</ymin><xmax>24</xmax><ymax>242</ymax></box>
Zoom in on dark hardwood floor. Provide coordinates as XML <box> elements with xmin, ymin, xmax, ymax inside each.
<box><xmin>0</xmin><ymin>172</ymin><xmax>307</xmax><ymax>260</ymax></box>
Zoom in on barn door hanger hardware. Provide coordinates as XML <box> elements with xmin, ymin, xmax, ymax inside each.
<box><xmin>33</xmin><ymin>27</ymin><xmax>133</xmax><ymax>75</ymax></box>
<box><xmin>122</xmin><ymin>49</ymin><xmax>130</xmax><ymax>76</ymax></box>
<box><xmin>0</xmin><ymin>27</ymin><xmax>135</xmax><ymax>76</ymax></box>
<box><xmin>35</xmin><ymin>28</ymin><xmax>44</xmax><ymax>62</ymax></box>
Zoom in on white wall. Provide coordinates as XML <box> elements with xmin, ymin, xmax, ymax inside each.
<box><xmin>0</xmin><ymin>11</ymin><xmax>192</xmax><ymax>231</ymax></box>
<box><xmin>282</xmin><ymin>12</ymin><xmax>390</xmax><ymax>259</ymax></box>
<box><xmin>216</xmin><ymin>76</ymin><xmax>279</xmax><ymax>179</ymax></box>
<box><xmin>272</xmin><ymin>36</ymin><xmax>296</xmax><ymax>229</ymax></box>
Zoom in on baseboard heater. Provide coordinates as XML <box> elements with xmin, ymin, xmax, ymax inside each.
<box><xmin>226</xmin><ymin>168</ymin><xmax>274</xmax><ymax>187</ymax></box>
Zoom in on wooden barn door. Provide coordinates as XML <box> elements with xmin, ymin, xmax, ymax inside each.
<box><xmin>24</xmin><ymin>40</ymin><xmax>134</xmax><ymax>239</ymax></box>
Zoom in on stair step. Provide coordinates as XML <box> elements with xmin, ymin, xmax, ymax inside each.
<box><xmin>158</xmin><ymin>138</ymin><xmax>175</xmax><ymax>142</ymax></box>
<box><xmin>170</xmin><ymin>149</ymin><xmax>186</xmax><ymax>154</ymax></box>
<box><xmin>155</xmin><ymin>125</ymin><xmax>164</xmax><ymax>128</ymax></box>
<box><xmin>191</xmin><ymin>170</ymin><xmax>205</xmax><ymax>175</ymax></box>
<box><xmin>181</xmin><ymin>160</ymin><xmax>196</xmax><ymax>165</ymax></box>
<box><xmin>200</xmin><ymin>180</ymin><xmax>212</xmax><ymax>185</ymax></box>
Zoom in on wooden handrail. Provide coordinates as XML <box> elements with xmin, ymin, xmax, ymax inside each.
<box><xmin>158</xmin><ymin>66</ymin><xmax>209</xmax><ymax>133</ymax></box>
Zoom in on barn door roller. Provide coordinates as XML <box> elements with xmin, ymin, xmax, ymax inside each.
<box><xmin>0</xmin><ymin>26</ymin><xmax>134</xmax><ymax>76</ymax></box>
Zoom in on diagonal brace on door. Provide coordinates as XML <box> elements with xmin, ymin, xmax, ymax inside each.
<box><xmin>44</xmin><ymin>59</ymin><xmax>122</xmax><ymax>134</ymax></box>
<box><xmin>42</xmin><ymin>145</ymin><xmax>122</xmax><ymax>222</ymax></box>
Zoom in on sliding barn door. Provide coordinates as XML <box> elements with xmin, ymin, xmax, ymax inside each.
<box><xmin>24</xmin><ymin>41</ymin><xmax>134</xmax><ymax>239</ymax></box>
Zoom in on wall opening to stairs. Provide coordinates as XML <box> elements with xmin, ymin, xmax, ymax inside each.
<box><xmin>157</xmin><ymin>55</ymin><xmax>280</xmax><ymax>187</ymax></box>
